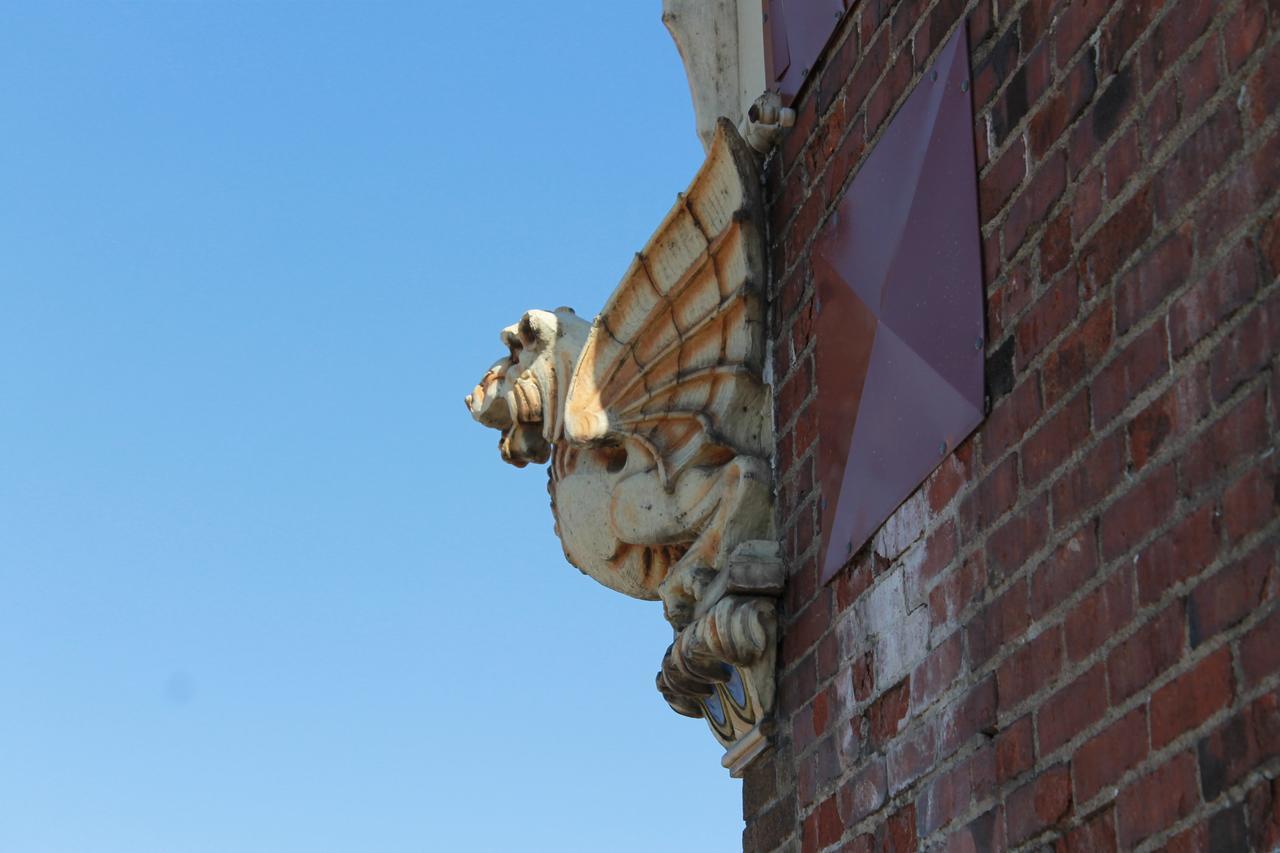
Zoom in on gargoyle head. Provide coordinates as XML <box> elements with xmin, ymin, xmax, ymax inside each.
<box><xmin>465</xmin><ymin>307</ymin><xmax>591</xmax><ymax>467</ymax></box>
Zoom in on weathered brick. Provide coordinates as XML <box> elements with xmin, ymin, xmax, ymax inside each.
<box><xmin>1043</xmin><ymin>297</ymin><xmax>1113</xmax><ymax>406</ymax></box>
<box><xmin>1017</xmin><ymin>269</ymin><xmax>1080</xmax><ymax>369</ymax></box>
<box><xmin>839</xmin><ymin>756</ymin><xmax>888</xmax><ymax>825</ymax></box>
<box><xmin>1073</xmin><ymin>706</ymin><xmax>1149</xmax><ymax>804</ymax></box>
<box><xmin>1135</xmin><ymin>502</ymin><xmax>1218</xmax><ymax>606</ymax></box>
<box><xmin>1051</xmin><ymin>430</ymin><xmax>1125</xmax><ymax>528</ymax></box>
<box><xmin>1210</xmin><ymin>295</ymin><xmax>1279</xmax><ymax>403</ymax></box>
<box><xmin>1241</xmin><ymin>607</ymin><xmax>1280</xmax><ymax>688</ymax></box>
<box><xmin>868</xmin><ymin>677</ymin><xmax>911</xmax><ymax>748</ymax></box>
<box><xmin>998</xmin><ymin>626</ymin><xmax>1063</xmax><ymax>712</ymax></box>
<box><xmin>1154</xmin><ymin>103</ymin><xmax>1244</xmax><ymax>221</ymax></box>
<box><xmin>1065</xmin><ymin>565</ymin><xmax>1135</xmax><ymax>663</ymax></box>
<box><xmin>997</xmin><ymin>714</ymin><xmax>1035</xmax><ymax>784</ymax></box>
<box><xmin>1022</xmin><ymin>391</ymin><xmax>1089</xmax><ymax>486</ymax></box>
<box><xmin>1108</xmin><ymin>599</ymin><xmax>1186</xmax><ymax>703</ymax></box>
<box><xmin>910</xmin><ymin>630</ymin><xmax>962</xmax><ymax>713</ymax></box>
<box><xmin>1115</xmin><ymin>225</ymin><xmax>1193</xmax><ymax>334</ymax></box>
<box><xmin>1006</xmin><ymin>763</ymin><xmax>1072</xmax><ymax>844</ymax></box>
<box><xmin>1189</xmin><ymin>543</ymin><xmax>1278</xmax><ymax>647</ymax></box>
<box><xmin>1027</xmin><ymin>53</ymin><xmax>1097</xmax><ymax>158</ymax></box>
<box><xmin>1178</xmin><ymin>387</ymin><xmax>1269</xmax><ymax>497</ymax></box>
<box><xmin>1038</xmin><ymin>663</ymin><xmax>1107</xmax><ymax>755</ymax></box>
<box><xmin>1030</xmin><ymin>523</ymin><xmax>1099</xmax><ymax>619</ymax></box>
<box><xmin>1198</xmin><ymin>691</ymin><xmax>1280</xmax><ymax>799</ymax></box>
<box><xmin>986</xmin><ymin>494</ymin><xmax>1050</xmax><ymax>583</ymax></box>
<box><xmin>1092</xmin><ymin>321</ymin><xmax>1170</xmax><ymax>429</ymax></box>
<box><xmin>1099</xmin><ymin>463</ymin><xmax>1176</xmax><ymax>562</ymax></box>
<box><xmin>1151</xmin><ymin>646</ymin><xmax>1234</xmax><ymax>749</ymax></box>
<box><xmin>1169</xmin><ymin>239</ymin><xmax>1263</xmax><ymax>358</ymax></box>
<box><xmin>1056</xmin><ymin>806</ymin><xmax>1118</xmax><ymax>852</ymax></box>
<box><xmin>1076</xmin><ymin>186</ymin><xmax>1153</xmax><ymax>302</ymax></box>
<box><xmin>1127</xmin><ymin>363</ymin><xmax>1210</xmax><ymax>471</ymax></box>
<box><xmin>888</xmin><ymin>719</ymin><xmax>937</xmax><ymax>792</ymax></box>
<box><xmin>1116</xmin><ymin>751</ymin><xmax>1201</xmax><ymax>848</ymax></box>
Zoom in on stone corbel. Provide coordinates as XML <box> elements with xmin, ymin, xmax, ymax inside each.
<box><xmin>465</xmin><ymin>121</ymin><xmax>780</xmax><ymax>775</ymax></box>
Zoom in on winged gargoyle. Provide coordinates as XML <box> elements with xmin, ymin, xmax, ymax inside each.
<box><xmin>465</xmin><ymin>121</ymin><xmax>782</xmax><ymax>773</ymax></box>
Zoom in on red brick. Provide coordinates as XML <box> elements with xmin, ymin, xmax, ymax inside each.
<box><xmin>838</xmin><ymin>756</ymin><xmax>888</xmax><ymax>825</ymax></box>
<box><xmin>942</xmin><ymin>807</ymin><xmax>1005</xmax><ymax>853</ymax></box>
<box><xmin>1151</xmin><ymin>647</ymin><xmax>1234</xmax><ymax>749</ymax></box>
<box><xmin>1115</xmin><ymin>225</ymin><xmax>1193</xmax><ymax>334</ymax></box>
<box><xmin>1145</xmin><ymin>77</ymin><xmax>1180</xmax><ymax>150</ymax></box>
<box><xmin>1065</xmin><ymin>565</ymin><xmax>1136</xmax><ymax>663</ymax></box>
<box><xmin>1028</xmin><ymin>54</ymin><xmax>1098</xmax><ymax>158</ymax></box>
<box><xmin>938</xmin><ymin>676</ymin><xmax>997</xmax><ymax>753</ymax></box>
<box><xmin>1100</xmin><ymin>463</ymin><xmax>1177</xmax><ymax>562</ymax></box>
<box><xmin>910</xmin><ymin>630</ymin><xmax>962</xmax><ymax>713</ymax></box>
<box><xmin>1038</xmin><ymin>664</ymin><xmax>1107</xmax><ymax>755</ymax></box>
<box><xmin>1135</xmin><ymin>502</ymin><xmax>1219</xmax><ymax>606</ymax></box>
<box><xmin>1223</xmin><ymin>0</ymin><xmax>1266</xmax><ymax>71</ymax></box>
<box><xmin>1172</xmin><ymin>242</ymin><xmax>1263</xmax><ymax>360</ymax></box>
<box><xmin>1005</xmin><ymin>151</ymin><xmax>1069</xmax><ymax>258</ymax></box>
<box><xmin>997</xmin><ymin>715</ymin><xmax>1035</xmax><ymax>784</ymax></box>
<box><xmin>982</xmin><ymin>374</ymin><xmax>1043</xmax><ymax>463</ymax></box>
<box><xmin>1137</xmin><ymin>0</ymin><xmax>1216</xmax><ymax>93</ymax></box>
<box><xmin>1030</xmin><ymin>523</ymin><xmax>1100</xmax><ymax>619</ymax></box>
<box><xmin>888</xmin><ymin>719</ymin><xmax>937</xmax><ymax>792</ymax></box>
<box><xmin>1098</xmin><ymin>1</ymin><xmax>1165</xmax><ymax>76</ymax></box>
<box><xmin>1023</xmin><ymin>392</ymin><xmax>1089</xmax><ymax>486</ymax></box>
<box><xmin>878</xmin><ymin>804</ymin><xmax>918</xmax><ymax>853</ymax></box>
<box><xmin>927</xmin><ymin>447</ymin><xmax>971</xmax><ymax>513</ymax></box>
<box><xmin>929</xmin><ymin>550</ymin><xmax>986</xmax><ymax>632</ymax></box>
<box><xmin>1128</xmin><ymin>363</ymin><xmax>1210</xmax><ymax>471</ymax></box>
<box><xmin>1178</xmin><ymin>387</ymin><xmax>1269</xmax><ymax>497</ymax></box>
<box><xmin>980</xmin><ymin>136</ymin><xmax>1026</xmax><ymax>225</ymax></box>
<box><xmin>1189</xmin><ymin>543</ymin><xmax>1278</xmax><ymax>647</ymax></box>
<box><xmin>1104</xmin><ymin>126</ymin><xmax>1142</xmax><ymax>200</ymax></box>
<box><xmin>962</xmin><ymin>452</ymin><xmax>1018</xmax><ymax>533</ymax></box>
<box><xmin>1155</xmin><ymin>104</ymin><xmax>1244</xmax><ymax>221</ymax></box>
<box><xmin>1092</xmin><ymin>321</ymin><xmax>1170</xmax><ymax>429</ymax></box>
<box><xmin>1007</xmin><ymin>763</ymin><xmax>1072</xmax><ymax>844</ymax></box>
<box><xmin>1108</xmin><ymin>599</ymin><xmax>1186</xmax><ymax>703</ymax></box>
<box><xmin>1071</xmin><ymin>167</ymin><xmax>1104</xmax><ymax>239</ymax></box>
<box><xmin>986</xmin><ymin>495</ymin><xmax>1050</xmax><ymax>583</ymax></box>
<box><xmin>1166</xmin><ymin>803</ymin><xmax>1250</xmax><ymax>853</ymax></box>
<box><xmin>1242</xmin><ymin>607</ymin><xmax>1280</xmax><ymax>688</ymax></box>
<box><xmin>1051</xmin><ymin>430</ymin><xmax>1126</xmax><ymax>528</ymax></box>
<box><xmin>1055</xmin><ymin>0</ymin><xmax>1109</xmax><ymax>66</ymax></box>
<box><xmin>1210</xmin><ymin>295</ymin><xmax>1280</xmax><ymax>403</ymax></box>
<box><xmin>834</xmin><ymin>557</ymin><xmax>872</xmax><ymax>612</ymax></box>
<box><xmin>1178</xmin><ymin>37</ymin><xmax>1221</xmax><ymax>117</ymax></box>
<box><xmin>1042</xmin><ymin>297</ymin><xmax>1113</xmax><ymax>406</ymax></box>
<box><xmin>1076</xmin><ymin>186</ymin><xmax>1153</xmax><ymax>301</ymax></box>
<box><xmin>1041</xmin><ymin>207</ymin><xmax>1073</xmax><ymax>278</ymax></box>
<box><xmin>1198</xmin><ymin>691</ymin><xmax>1280</xmax><ymax>799</ymax></box>
<box><xmin>1074</xmin><ymin>706</ymin><xmax>1149</xmax><ymax>803</ymax></box>
<box><xmin>867</xmin><ymin>48</ymin><xmax>912</xmax><ymax>137</ymax></box>
<box><xmin>815</xmin><ymin>792</ymin><xmax>842</xmax><ymax>847</ymax></box>
<box><xmin>1116</xmin><ymin>751</ymin><xmax>1201</xmax><ymax>847</ymax></box>
<box><xmin>1055</xmin><ymin>806</ymin><xmax>1118</xmax><ymax>852</ymax></box>
<box><xmin>784</xmin><ymin>587</ymin><xmax>832</xmax><ymax>663</ymax></box>
<box><xmin>1221</xmin><ymin>462</ymin><xmax>1279</xmax><ymax>542</ymax></box>
<box><xmin>1245</xmin><ymin>28</ymin><xmax>1280</xmax><ymax>126</ymax></box>
<box><xmin>1017</xmin><ymin>270</ymin><xmax>1080</xmax><ymax>370</ymax></box>
<box><xmin>1245</xmin><ymin>777</ymin><xmax>1280</xmax><ymax>851</ymax></box>
<box><xmin>868</xmin><ymin>678</ymin><xmax>911</xmax><ymax>748</ymax></box>
<box><xmin>999</xmin><ymin>626</ymin><xmax>1064</xmax><ymax>712</ymax></box>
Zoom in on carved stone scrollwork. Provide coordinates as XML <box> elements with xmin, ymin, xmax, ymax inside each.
<box><xmin>465</xmin><ymin>121</ymin><xmax>780</xmax><ymax>775</ymax></box>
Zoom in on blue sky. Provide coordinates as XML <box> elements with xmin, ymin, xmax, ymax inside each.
<box><xmin>0</xmin><ymin>3</ymin><xmax>743</xmax><ymax>851</ymax></box>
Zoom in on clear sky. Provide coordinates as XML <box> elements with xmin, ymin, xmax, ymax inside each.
<box><xmin>0</xmin><ymin>3</ymin><xmax>743</xmax><ymax>851</ymax></box>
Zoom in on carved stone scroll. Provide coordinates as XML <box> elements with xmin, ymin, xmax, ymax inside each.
<box><xmin>465</xmin><ymin>121</ymin><xmax>779</xmax><ymax>774</ymax></box>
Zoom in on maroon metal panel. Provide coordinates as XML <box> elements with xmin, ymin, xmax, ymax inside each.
<box><xmin>763</xmin><ymin>0</ymin><xmax>848</xmax><ymax>103</ymax></box>
<box><xmin>814</xmin><ymin>25</ymin><xmax>984</xmax><ymax>584</ymax></box>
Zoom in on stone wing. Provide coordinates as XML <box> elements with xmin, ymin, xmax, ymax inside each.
<box><xmin>564</xmin><ymin>120</ymin><xmax>770</xmax><ymax>491</ymax></box>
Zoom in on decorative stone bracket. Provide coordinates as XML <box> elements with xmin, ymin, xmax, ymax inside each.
<box><xmin>465</xmin><ymin>121</ymin><xmax>780</xmax><ymax>775</ymax></box>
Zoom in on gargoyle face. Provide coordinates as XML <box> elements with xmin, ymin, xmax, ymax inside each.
<box><xmin>465</xmin><ymin>308</ymin><xmax>589</xmax><ymax>468</ymax></box>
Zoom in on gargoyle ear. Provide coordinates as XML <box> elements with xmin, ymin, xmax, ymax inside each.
<box><xmin>518</xmin><ymin>312</ymin><xmax>540</xmax><ymax>345</ymax></box>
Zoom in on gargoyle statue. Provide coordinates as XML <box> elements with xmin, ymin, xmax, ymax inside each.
<box><xmin>465</xmin><ymin>121</ymin><xmax>782</xmax><ymax>774</ymax></box>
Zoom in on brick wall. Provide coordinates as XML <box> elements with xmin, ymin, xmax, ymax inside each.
<box><xmin>748</xmin><ymin>0</ymin><xmax>1280</xmax><ymax>850</ymax></box>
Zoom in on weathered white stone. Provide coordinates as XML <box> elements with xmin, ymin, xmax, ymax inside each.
<box><xmin>874</xmin><ymin>605</ymin><xmax>930</xmax><ymax>688</ymax></box>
